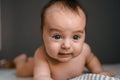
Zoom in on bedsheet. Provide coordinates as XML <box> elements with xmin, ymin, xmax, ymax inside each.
<box><xmin>0</xmin><ymin>64</ymin><xmax>119</xmax><ymax>80</ymax></box>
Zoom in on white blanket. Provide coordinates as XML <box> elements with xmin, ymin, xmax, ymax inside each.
<box><xmin>0</xmin><ymin>64</ymin><xmax>120</xmax><ymax>80</ymax></box>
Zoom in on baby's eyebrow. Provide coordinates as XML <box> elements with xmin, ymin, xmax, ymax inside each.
<box><xmin>49</xmin><ymin>28</ymin><xmax>62</xmax><ymax>32</ymax></box>
<box><xmin>48</xmin><ymin>28</ymin><xmax>84</xmax><ymax>33</ymax></box>
<box><xmin>73</xmin><ymin>30</ymin><xmax>84</xmax><ymax>33</ymax></box>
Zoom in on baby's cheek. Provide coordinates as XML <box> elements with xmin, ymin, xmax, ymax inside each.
<box><xmin>73</xmin><ymin>44</ymin><xmax>83</xmax><ymax>55</ymax></box>
<box><xmin>46</xmin><ymin>43</ymin><xmax>60</xmax><ymax>53</ymax></box>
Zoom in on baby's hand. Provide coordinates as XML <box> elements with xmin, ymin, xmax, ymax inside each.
<box><xmin>99</xmin><ymin>71</ymin><xmax>115</xmax><ymax>77</ymax></box>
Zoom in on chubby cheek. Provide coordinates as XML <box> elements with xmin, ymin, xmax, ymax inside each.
<box><xmin>73</xmin><ymin>42</ymin><xmax>84</xmax><ymax>57</ymax></box>
<box><xmin>46</xmin><ymin>43</ymin><xmax>59</xmax><ymax>54</ymax></box>
<box><xmin>73</xmin><ymin>33</ymin><xmax>85</xmax><ymax>56</ymax></box>
<box><xmin>43</xmin><ymin>37</ymin><xmax>60</xmax><ymax>57</ymax></box>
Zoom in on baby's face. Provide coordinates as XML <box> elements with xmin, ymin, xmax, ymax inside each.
<box><xmin>43</xmin><ymin>8</ymin><xmax>86</xmax><ymax>62</ymax></box>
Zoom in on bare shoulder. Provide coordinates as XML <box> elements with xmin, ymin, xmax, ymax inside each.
<box><xmin>82</xmin><ymin>43</ymin><xmax>95</xmax><ymax>59</ymax></box>
<box><xmin>34</xmin><ymin>45</ymin><xmax>44</xmax><ymax>54</ymax></box>
<box><xmin>34</xmin><ymin>45</ymin><xmax>46</xmax><ymax>60</ymax></box>
<box><xmin>82</xmin><ymin>43</ymin><xmax>92</xmax><ymax>54</ymax></box>
<box><xmin>33</xmin><ymin>45</ymin><xmax>52</xmax><ymax>80</ymax></box>
<box><xmin>83</xmin><ymin>43</ymin><xmax>96</xmax><ymax>63</ymax></box>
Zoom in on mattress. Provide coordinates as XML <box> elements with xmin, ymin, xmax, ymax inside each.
<box><xmin>0</xmin><ymin>64</ymin><xmax>120</xmax><ymax>80</ymax></box>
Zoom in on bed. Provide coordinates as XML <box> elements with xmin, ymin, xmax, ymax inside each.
<box><xmin>0</xmin><ymin>64</ymin><xmax>120</xmax><ymax>80</ymax></box>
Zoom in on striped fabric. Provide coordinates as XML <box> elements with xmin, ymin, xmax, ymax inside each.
<box><xmin>70</xmin><ymin>73</ymin><xmax>120</xmax><ymax>80</ymax></box>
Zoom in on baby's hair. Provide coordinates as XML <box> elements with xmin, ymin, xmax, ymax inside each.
<box><xmin>41</xmin><ymin>0</ymin><xmax>86</xmax><ymax>31</ymax></box>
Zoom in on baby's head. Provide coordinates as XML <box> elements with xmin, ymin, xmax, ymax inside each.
<box><xmin>41</xmin><ymin>0</ymin><xmax>86</xmax><ymax>31</ymax></box>
<box><xmin>41</xmin><ymin>0</ymin><xmax>87</xmax><ymax>62</ymax></box>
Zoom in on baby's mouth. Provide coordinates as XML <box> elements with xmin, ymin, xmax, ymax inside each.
<box><xmin>58</xmin><ymin>53</ymin><xmax>72</xmax><ymax>57</ymax></box>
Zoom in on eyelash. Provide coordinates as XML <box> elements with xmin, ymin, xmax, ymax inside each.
<box><xmin>72</xmin><ymin>35</ymin><xmax>81</xmax><ymax>40</ymax></box>
<box><xmin>52</xmin><ymin>34</ymin><xmax>81</xmax><ymax>40</ymax></box>
<box><xmin>52</xmin><ymin>34</ymin><xmax>62</xmax><ymax>40</ymax></box>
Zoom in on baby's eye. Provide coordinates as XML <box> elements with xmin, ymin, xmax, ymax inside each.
<box><xmin>73</xmin><ymin>35</ymin><xmax>80</xmax><ymax>40</ymax></box>
<box><xmin>52</xmin><ymin>34</ymin><xmax>61</xmax><ymax>40</ymax></box>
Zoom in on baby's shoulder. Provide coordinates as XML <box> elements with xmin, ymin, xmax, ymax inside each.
<box><xmin>35</xmin><ymin>45</ymin><xmax>44</xmax><ymax>53</ymax></box>
<box><xmin>81</xmin><ymin>43</ymin><xmax>92</xmax><ymax>57</ymax></box>
<box><xmin>83</xmin><ymin>43</ymin><xmax>91</xmax><ymax>52</ymax></box>
<box><xmin>34</xmin><ymin>45</ymin><xmax>46</xmax><ymax>58</ymax></box>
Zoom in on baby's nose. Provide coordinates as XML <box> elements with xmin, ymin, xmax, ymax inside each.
<box><xmin>61</xmin><ymin>39</ymin><xmax>71</xmax><ymax>50</ymax></box>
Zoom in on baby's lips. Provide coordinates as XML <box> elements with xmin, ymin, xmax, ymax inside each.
<box><xmin>59</xmin><ymin>52</ymin><xmax>72</xmax><ymax>55</ymax></box>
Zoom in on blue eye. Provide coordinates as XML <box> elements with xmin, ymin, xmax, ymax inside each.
<box><xmin>52</xmin><ymin>34</ymin><xmax>61</xmax><ymax>39</ymax></box>
<box><xmin>73</xmin><ymin>35</ymin><xmax>80</xmax><ymax>40</ymax></box>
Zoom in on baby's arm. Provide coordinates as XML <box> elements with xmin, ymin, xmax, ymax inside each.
<box><xmin>33</xmin><ymin>46</ymin><xmax>53</xmax><ymax>80</ymax></box>
<box><xmin>84</xmin><ymin>43</ymin><xmax>115</xmax><ymax>77</ymax></box>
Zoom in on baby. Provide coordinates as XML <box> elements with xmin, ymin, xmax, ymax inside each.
<box><xmin>33</xmin><ymin>0</ymin><xmax>115</xmax><ymax>80</ymax></box>
<box><xmin>13</xmin><ymin>0</ymin><xmax>115</xmax><ymax>80</ymax></box>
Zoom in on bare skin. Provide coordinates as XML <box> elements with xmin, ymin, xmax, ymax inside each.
<box><xmin>34</xmin><ymin>44</ymin><xmax>98</xmax><ymax>80</ymax></box>
<box><xmin>14</xmin><ymin>2</ymin><xmax>114</xmax><ymax>80</ymax></box>
<box><xmin>14</xmin><ymin>44</ymin><xmax>114</xmax><ymax>79</ymax></box>
<box><xmin>14</xmin><ymin>54</ymin><xmax>34</xmax><ymax>77</ymax></box>
<box><xmin>33</xmin><ymin>4</ymin><xmax>114</xmax><ymax>80</ymax></box>
<box><xmin>33</xmin><ymin>44</ymin><xmax>114</xmax><ymax>80</ymax></box>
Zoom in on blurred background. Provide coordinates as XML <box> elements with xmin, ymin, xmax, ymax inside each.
<box><xmin>0</xmin><ymin>0</ymin><xmax>120</xmax><ymax>64</ymax></box>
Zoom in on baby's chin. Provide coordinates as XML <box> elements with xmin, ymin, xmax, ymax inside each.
<box><xmin>47</xmin><ymin>53</ymin><xmax>75</xmax><ymax>63</ymax></box>
<box><xmin>54</xmin><ymin>56</ymin><xmax>73</xmax><ymax>63</ymax></box>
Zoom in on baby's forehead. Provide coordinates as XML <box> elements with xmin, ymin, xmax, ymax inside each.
<box><xmin>47</xmin><ymin>3</ymin><xmax>66</xmax><ymax>12</ymax></box>
<box><xmin>45</xmin><ymin>3</ymin><xmax>85</xmax><ymax>18</ymax></box>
